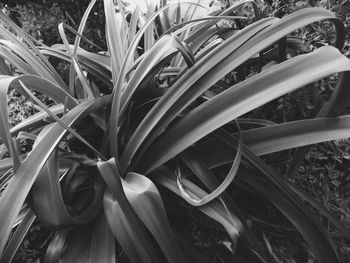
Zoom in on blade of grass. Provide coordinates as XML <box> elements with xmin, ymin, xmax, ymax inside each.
<box><xmin>58</xmin><ymin>23</ymin><xmax>95</xmax><ymax>98</ymax></box>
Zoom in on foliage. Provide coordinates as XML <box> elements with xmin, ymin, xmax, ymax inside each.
<box><xmin>0</xmin><ymin>0</ymin><xmax>106</xmax><ymax>48</ymax></box>
<box><xmin>0</xmin><ymin>0</ymin><xmax>349</xmax><ymax>262</ymax></box>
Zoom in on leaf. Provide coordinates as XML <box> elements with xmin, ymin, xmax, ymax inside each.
<box><xmin>242</xmin><ymin>115</ymin><xmax>350</xmax><ymax>156</ymax></box>
<box><xmin>122</xmin><ymin>172</ymin><xmax>187</xmax><ymax>263</ymax></box>
<box><xmin>177</xmin><ymin>121</ymin><xmax>242</xmax><ymax>206</ymax></box>
<box><xmin>70</xmin><ymin>0</ymin><xmax>98</xmax><ymax>84</ymax></box>
<box><xmin>87</xmin><ymin>213</ymin><xmax>116</xmax><ymax>263</ymax></box>
<box><xmin>0</xmin><ymin>53</ymin><xmax>11</xmax><ymax>75</ymax></box>
<box><xmin>55</xmin><ymin>213</ymin><xmax>116</xmax><ymax>263</ymax></box>
<box><xmin>0</xmin><ymin>44</ymin><xmax>36</xmax><ymax>75</ymax></box>
<box><xmin>45</xmin><ymin>230</ymin><xmax>69</xmax><ymax>263</ymax></box>
<box><xmin>58</xmin><ymin>23</ymin><xmax>95</xmax><ymax>98</ymax></box>
<box><xmin>98</xmin><ymin>158</ymin><xmax>163</xmax><ymax>263</ymax></box>
<box><xmin>153</xmin><ymin>167</ymin><xmax>241</xmax><ymax>241</ymax></box>
<box><xmin>29</xmin><ymin>146</ymin><xmax>103</xmax><ymax>227</ymax></box>
<box><xmin>104</xmin><ymin>0</ymin><xmax>124</xmax><ymax>76</ymax></box>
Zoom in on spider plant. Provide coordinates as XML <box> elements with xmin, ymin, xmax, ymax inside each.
<box><xmin>0</xmin><ymin>0</ymin><xmax>349</xmax><ymax>262</ymax></box>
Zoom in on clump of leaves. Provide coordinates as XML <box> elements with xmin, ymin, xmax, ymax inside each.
<box><xmin>0</xmin><ymin>0</ymin><xmax>350</xmax><ymax>262</ymax></box>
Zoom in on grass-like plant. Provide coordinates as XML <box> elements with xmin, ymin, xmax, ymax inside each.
<box><xmin>0</xmin><ymin>0</ymin><xmax>349</xmax><ymax>262</ymax></box>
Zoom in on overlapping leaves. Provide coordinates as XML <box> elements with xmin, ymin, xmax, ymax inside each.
<box><xmin>0</xmin><ymin>1</ymin><xmax>349</xmax><ymax>263</ymax></box>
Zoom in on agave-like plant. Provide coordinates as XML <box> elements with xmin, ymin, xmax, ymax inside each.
<box><xmin>0</xmin><ymin>0</ymin><xmax>349</xmax><ymax>262</ymax></box>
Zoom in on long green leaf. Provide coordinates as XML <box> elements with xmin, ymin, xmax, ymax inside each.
<box><xmin>70</xmin><ymin>0</ymin><xmax>98</xmax><ymax>85</ymax></box>
<box><xmin>242</xmin><ymin>115</ymin><xmax>350</xmax><ymax>156</ymax></box>
<box><xmin>58</xmin><ymin>23</ymin><xmax>95</xmax><ymax>98</ymax></box>
<box><xmin>29</xmin><ymin>146</ymin><xmax>103</xmax><ymax>227</ymax></box>
<box><xmin>88</xmin><ymin>213</ymin><xmax>116</xmax><ymax>263</ymax></box>
<box><xmin>98</xmin><ymin>158</ymin><xmax>163</xmax><ymax>263</ymax></box>
<box><xmin>0</xmin><ymin>78</ymin><xmax>20</xmax><ymax>170</ymax></box>
<box><xmin>0</xmin><ymin>44</ymin><xmax>36</xmax><ymax>75</ymax></box>
<box><xmin>122</xmin><ymin>172</ymin><xmax>187</xmax><ymax>263</ymax></box>
<box><xmin>45</xmin><ymin>230</ymin><xmax>69</xmax><ymax>263</ymax></box>
<box><xmin>0</xmin><ymin>54</ymin><xmax>11</xmax><ymax>75</ymax></box>
<box><xmin>152</xmin><ymin>167</ymin><xmax>241</xmax><ymax>246</ymax></box>
<box><xmin>177</xmin><ymin>123</ymin><xmax>242</xmax><ymax>206</ymax></box>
